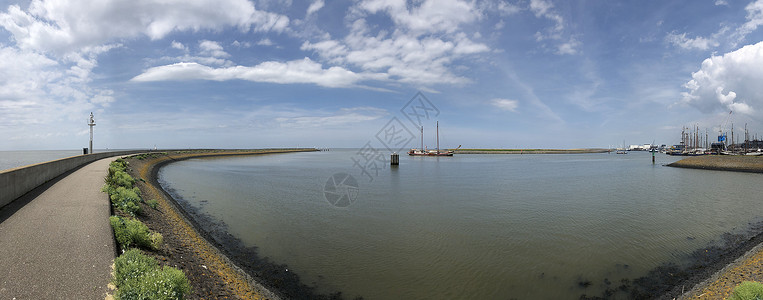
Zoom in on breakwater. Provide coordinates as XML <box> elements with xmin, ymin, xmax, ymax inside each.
<box><xmin>127</xmin><ymin>149</ymin><xmax>316</xmax><ymax>299</ymax></box>
<box><xmin>0</xmin><ymin>150</ymin><xmax>147</xmax><ymax>209</ymax></box>
<box><xmin>667</xmin><ymin>155</ymin><xmax>763</xmax><ymax>173</ymax></box>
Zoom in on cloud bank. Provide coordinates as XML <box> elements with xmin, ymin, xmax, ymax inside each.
<box><xmin>681</xmin><ymin>41</ymin><xmax>763</xmax><ymax>115</ymax></box>
<box><xmin>131</xmin><ymin>58</ymin><xmax>380</xmax><ymax>88</ymax></box>
<box><xmin>0</xmin><ymin>0</ymin><xmax>288</xmax><ymax>54</ymax></box>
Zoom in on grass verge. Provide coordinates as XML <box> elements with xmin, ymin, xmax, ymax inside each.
<box><xmin>728</xmin><ymin>281</ymin><xmax>763</xmax><ymax>300</ymax></box>
<box><xmin>113</xmin><ymin>249</ymin><xmax>191</xmax><ymax>300</ymax></box>
<box><xmin>103</xmin><ymin>158</ymin><xmax>190</xmax><ymax>299</ymax></box>
<box><xmin>110</xmin><ymin>216</ymin><xmax>162</xmax><ymax>250</ymax></box>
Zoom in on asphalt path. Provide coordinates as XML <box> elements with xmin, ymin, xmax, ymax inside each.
<box><xmin>0</xmin><ymin>157</ymin><xmax>116</xmax><ymax>299</ymax></box>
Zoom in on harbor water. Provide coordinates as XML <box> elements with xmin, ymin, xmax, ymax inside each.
<box><xmin>0</xmin><ymin>150</ymin><xmax>86</xmax><ymax>171</ymax></box>
<box><xmin>158</xmin><ymin>150</ymin><xmax>763</xmax><ymax>299</ymax></box>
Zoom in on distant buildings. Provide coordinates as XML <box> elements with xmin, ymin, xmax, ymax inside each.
<box><xmin>627</xmin><ymin>144</ymin><xmax>665</xmax><ymax>151</ymax></box>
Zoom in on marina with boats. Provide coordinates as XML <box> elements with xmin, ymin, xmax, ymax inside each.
<box><xmin>664</xmin><ymin>122</ymin><xmax>763</xmax><ymax>156</ymax></box>
<box><xmin>615</xmin><ymin>112</ymin><xmax>763</xmax><ymax>157</ymax></box>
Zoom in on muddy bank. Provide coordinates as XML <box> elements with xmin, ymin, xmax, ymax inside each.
<box><xmin>668</xmin><ymin>155</ymin><xmax>763</xmax><ymax>173</ymax></box>
<box><xmin>126</xmin><ymin>149</ymin><xmax>335</xmax><ymax>299</ymax></box>
<box><xmin>574</xmin><ymin>220</ymin><xmax>763</xmax><ymax>299</ymax></box>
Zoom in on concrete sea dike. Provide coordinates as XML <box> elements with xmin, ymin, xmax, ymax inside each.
<box><xmin>667</xmin><ymin>155</ymin><xmax>763</xmax><ymax>173</ymax></box>
<box><xmin>0</xmin><ymin>150</ymin><xmax>146</xmax><ymax>209</ymax></box>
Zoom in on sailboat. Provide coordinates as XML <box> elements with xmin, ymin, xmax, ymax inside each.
<box><xmin>616</xmin><ymin>140</ymin><xmax>628</xmax><ymax>154</ymax></box>
<box><xmin>408</xmin><ymin>121</ymin><xmax>458</xmax><ymax>156</ymax></box>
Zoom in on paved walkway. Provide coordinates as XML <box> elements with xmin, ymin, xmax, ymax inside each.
<box><xmin>0</xmin><ymin>158</ymin><xmax>116</xmax><ymax>299</ymax></box>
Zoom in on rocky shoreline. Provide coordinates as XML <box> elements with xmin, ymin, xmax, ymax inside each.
<box><xmin>568</xmin><ymin>220</ymin><xmax>763</xmax><ymax>299</ymax></box>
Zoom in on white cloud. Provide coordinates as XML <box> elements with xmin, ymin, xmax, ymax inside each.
<box><xmin>557</xmin><ymin>37</ymin><xmax>581</xmax><ymax>55</ymax></box>
<box><xmin>0</xmin><ymin>45</ymin><xmax>114</xmax><ymax>148</ymax></box>
<box><xmin>681</xmin><ymin>41</ymin><xmax>763</xmax><ymax>115</ymax></box>
<box><xmin>101</xmin><ymin>104</ymin><xmax>391</xmax><ymax>149</ymax></box>
<box><xmin>306</xmin><ymin>0</ymin><xmax>324</xmax><ymax>16</ymax></box>
<box><xmin>150</xmin><ymin>40</ymin><xmax>238</xmax><ymax>67</ymax></box>
<box><xmin>256</xmin><ymin>38</ymin><xmax>274</xmax><ymax>46</ymax></box>
<box><xmin>530</xmin><ymin>0</ymin><xmax>563</xmax><ymax>32</ymax></box>
<box><xmin>671</xmin><ymin>0</ymin><xmax>763</xmax><ymax>50</ymax></box>
<box><xmin>301</xmin><ymin>0</ymin><xmax>489</xmax><ymax>86</ymax></box>
<box><xmin>497</xmin><ymin>2</ymin><xmax>521</xmax><ymax>15</ymax></box>
<box><xmin>0</xmin><ymin>46</ymin><xmax>58</xmax><ymax>110</ymax></box>
<box><xmin>0</xmin><ymin>0</ymin><xmax>289</xmax><ymax>55</ymax></box>
<box><xmin>274</xmin><ymin>107</ymin><xmax>388</xmax><ymax>128</ymax></box>
<box><xmin>666</xmin><ymin>31</ymin><xmax>718</xmax><ymax>50</ymax></box>
<box><xmin>198</xmin><ymin>40</ymin><xmax>229</xmax><ymax>58</ymax></box>
<box><xmin>358</xmin><ymin>0</ymin><xmax>479</xmax><ymax>36</ymax></box>
<box><xmin>231</xmin><ymin>40</ymin><xmax>252</xmax><ymax>48</ymax></box>
<box><xmin>131</xmin><ymin>58</ymin><xmax>383</xmax><ymax>88</ymax></box>
<box><xmin>171</xmin><ymin>41</ymin><xmax>187</xmax><ymax>51</ymax></box>
<box><xmin>528</xmin><ymin>0</ymin><xmax>579</xmax><ymax>55</ymax></box>
<box><xmin>490</xmin><ymin>98</ymin><xmax>519</xmax><ymax>112</ymax></box>
<box><xmin>494</xmin><ymin>20</ymin><xmax>505</xmax><ymax>30</ymax></box>
<box><xmin>0</xmin><ymin>0</ymin><xmax>293</xmax><ymax>148</ymax></box>
<box><xmin>733</xmin><ymin>0</ymin><xmax>763</xmax><ymax>44</ymax></box>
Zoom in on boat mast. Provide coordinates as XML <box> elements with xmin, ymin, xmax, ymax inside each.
<box><xmin>420</xmin><ymin>126</ymin><xmax>424</xmax><ymax>151</ymax></box>
<box><xmin>436</xmin><ymin>121</ymin><xmax>440</xmax><ymax>154</ymax></box>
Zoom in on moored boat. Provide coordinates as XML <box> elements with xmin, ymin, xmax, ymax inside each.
<box><xmin>408</xmin><ymin>121</ymin><xmax>457</xmax><ymax>156</ymax></box>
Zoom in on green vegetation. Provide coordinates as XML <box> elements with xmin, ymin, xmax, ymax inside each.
<box><xmin>103</xmin><ymin>159</ymin><xmax>142</xmax><ymax>216</ymax></box>
<box><xmin>110</xmin><ymin>216</ymin><xmax>162</xmax><ymax>250</ymax></box>
<box><xmin>105</xmin><ymin>159</ymin><xmax>135</xmax><ymax>189</ymax></box>
<box><xmin>103</xmin><ymin>158</ymin><xmax>187</xmax><ymax>298</ymax></box>
<box><xmin>110</xmin><ymin>187</ymin><xmax>142</xmax><ymax>216</ymax></box>
<box><xmin>146</xmin><ymin>199</ymin><xmax>158</xmax><ymax>209</ymax></box>
<box><xmin>131</xmin><ymin>152</ymin><xmax>168</xmax><ymax>160</ymax></box>
<box><xmin>729</xmin><ymin>281</ymin><xmax>763</xmax><ymax>300</ymax></box>
<box><xmin>113</xmin><ymin>249</ymin><xmax>191</xmax><ymax>300</ymax></box>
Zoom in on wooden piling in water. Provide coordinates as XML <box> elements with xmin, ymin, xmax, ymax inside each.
<box><xmin>391</xmin><ymin>153</ymin><xmax>399</xmax><ymax>165</ymax></box>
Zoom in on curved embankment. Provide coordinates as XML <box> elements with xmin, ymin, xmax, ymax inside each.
<box><xmin>454</xmin><ymin>148</ymin><xmax>610</xmax><ymax>154</ymax></box>
<box><xmin>126</xmin><ymin>149</ymin><xmax>316</xmax><ymax>299</ymax></box>
<box><xmin>667</xmin><ymin>155</ymin><xmax>763</xmax><ymax>173</ymax></box>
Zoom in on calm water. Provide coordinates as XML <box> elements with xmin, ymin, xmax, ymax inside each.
<box><xmin>158</xmin><ymin>150</ymin><xmax>763</xmax><ymax>299</ymax></box>
<box><xmin>0</xmin><ymin>150</ymin><xmax>85</xmax><ymax>171</ymax></box>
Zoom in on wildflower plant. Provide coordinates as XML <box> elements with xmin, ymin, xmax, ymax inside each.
<box><xmin>113</xmin><ymin>249</ymin><xmax>191</xmax><ymax>300</ymax></box>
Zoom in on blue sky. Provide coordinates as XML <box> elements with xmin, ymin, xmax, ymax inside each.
<box><xmin>2</xmin><ymin>0</ymin><xmax>763</xmax><ymax>150</ymax></box>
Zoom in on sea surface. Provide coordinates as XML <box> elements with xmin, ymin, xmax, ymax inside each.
<box><xmin>0</xmin><ymin>150</ymin><xmax>86</xmax><ymax>171</ymax></box>
<box><xmin>158</xmin><ymin>150</ymin><xmax>763</xmax><ymax>299</ymax></box>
